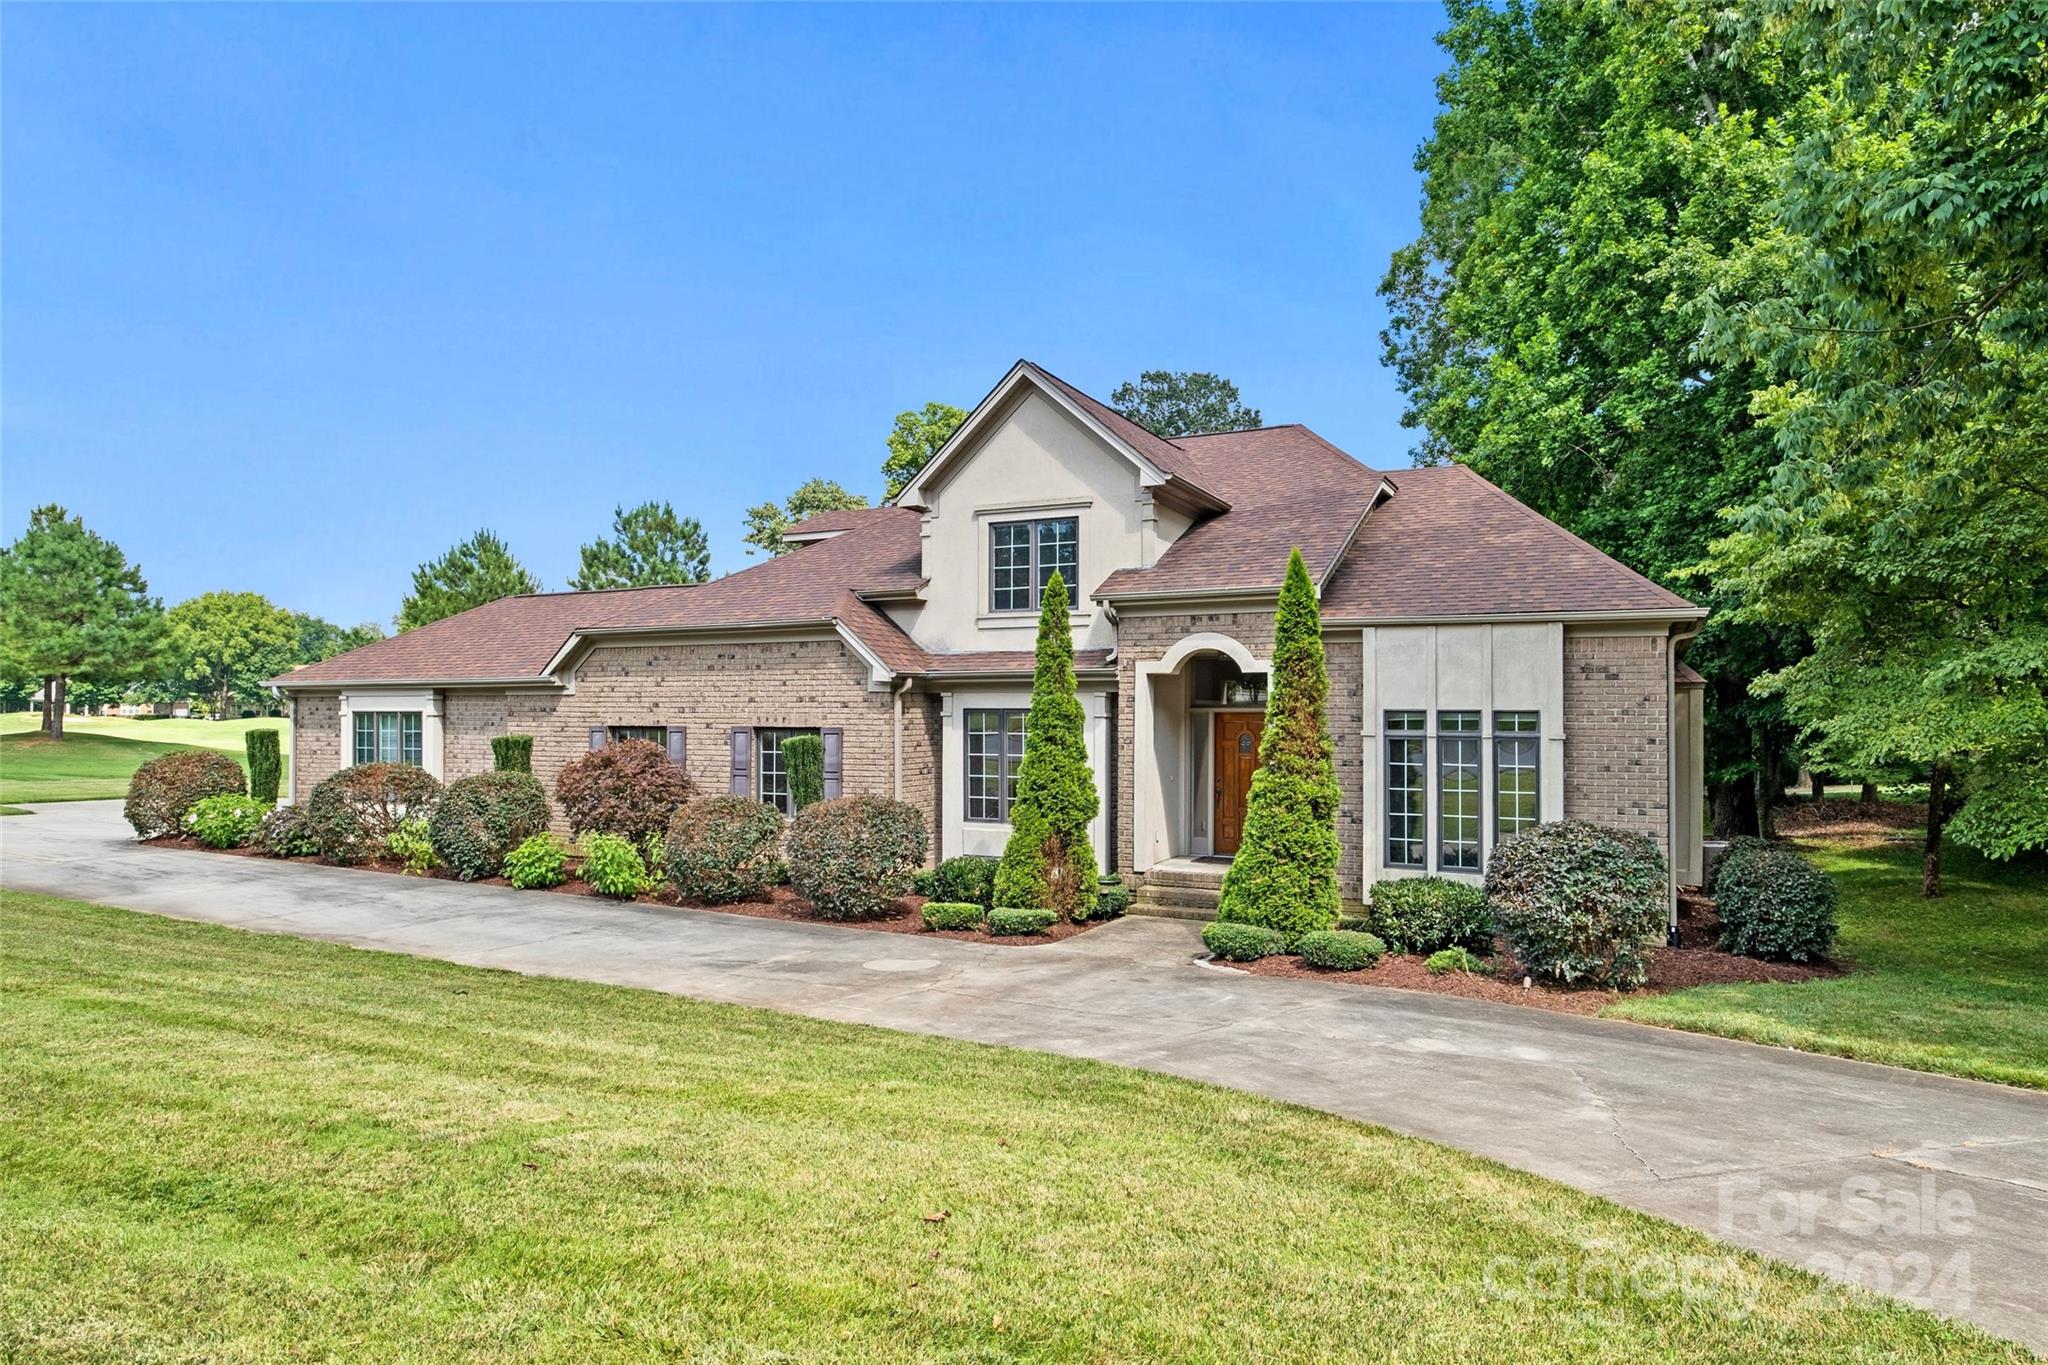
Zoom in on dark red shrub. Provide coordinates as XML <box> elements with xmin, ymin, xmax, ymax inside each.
<box><xmin>554</xmin><ymin>739</ymin><xmax>693</xmax><ymax>848</ymax></box>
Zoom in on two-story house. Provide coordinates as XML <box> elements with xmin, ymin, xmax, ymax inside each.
<box><xmin>272</xmin><ymin>359</ymin><xmax>1707</xmax><ymax>915</ymax></box>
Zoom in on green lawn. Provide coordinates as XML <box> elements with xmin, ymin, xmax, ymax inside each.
<box><xmin>1</xmin><ymin>894</ymin><xmax>2019</xmax><ymax>1363</ymax></box>
<box><xmin>1608</xmin><ymin>837</ymin><xmax>2048</xmax><ymax>1089</ymax></box>
<box><xmin>0</xmin><ymin>714</ymin><xmax>286</xmax><ymax>805</ymax></box>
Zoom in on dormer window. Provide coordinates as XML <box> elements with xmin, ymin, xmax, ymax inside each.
<box><xmin>991</xmin><ymin>515</ymin><xmax>1079</xmax><ymax>612</ymax></box>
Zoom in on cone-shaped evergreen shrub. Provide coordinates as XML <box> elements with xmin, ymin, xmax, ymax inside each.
<box><xmin>993</xmin><ymin>571</ymin><xmax>1100</xmax><ymax>918</ymax></box>
<box><xmin>781</xmin><ymin>733</ymin><xmax>824</xmax><ymax>812</ymax></box>
<box><xmin>245</xmin><ymin>728</ymin><xmax>282</xmax><ymax>804</ymax></box>
<box><xmin>1216</xmin><ymin>548</ymin><xmax>1341</xmax><ymax>946</ymax></box>
<box><xmin>491</xmin><ymin>734</ymin><xmax>534</xmax><ymax>773</ymax></box>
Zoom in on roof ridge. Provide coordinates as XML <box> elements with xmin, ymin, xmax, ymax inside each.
<box><xmin>1446</xmin><ymin>464</ymin><xmax>1685</xmax><ymax>601</ymax></box>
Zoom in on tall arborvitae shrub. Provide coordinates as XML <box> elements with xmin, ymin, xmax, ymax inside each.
<box><xmin>245</xmin><ymin>728</ymin><xmax>282</xmax><ymax>804</ymax></box>
<box><xmin>993</xmin><ymin>571</ymin><xmax>1099</xmax><ymax>919</ymax></box>
<box><xmin>1217</xmin><ymin>548</ymin><xmax>1341</xmax><ymax>946</ymax></box>
<box><xmin>782</xmin><ymin>733</ymin><xmax>824</xmax><ymax>811</ymax></box>
<box><xmin>492</xmin><ymin>734</ymin><xmax>534</xmax><ymax>773</ymax></box>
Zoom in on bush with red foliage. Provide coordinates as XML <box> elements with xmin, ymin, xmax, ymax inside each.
<box><xmin>553</xmin><ymin>739</ymin><xmax>693</xmax><ymax>850</ymax></box>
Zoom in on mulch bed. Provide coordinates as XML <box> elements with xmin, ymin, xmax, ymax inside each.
<box><xmin>147</xmin><ymin>835</ymin><xmax>1091</xmax><ymax>946</ymax></box>
<box><xmin>1211</xmin><ymin>889</ymin><xmax>1845</xmax><ymax>1017</ymax></box>
<box><xmin>1775</xmin><ymin>797</ymin><xmax>1923</xmax><ymax>841</ymax></box>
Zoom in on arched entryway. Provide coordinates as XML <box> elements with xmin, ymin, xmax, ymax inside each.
<box><xmin>1131</xmin><ymin>632</ymin><xmax>1271</xmax><ymax>871</ymax></box>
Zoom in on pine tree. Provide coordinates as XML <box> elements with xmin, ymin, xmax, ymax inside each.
<box><xmin>1217</xmin><ymin>548</ymin><xmax>1340</xmax><ymax>945</ymax></box>
<box><xmin>993</xmin><ymin>571</ymin><xmax>1099</xmax><ymax>918</ymax></box>
<box><xmin>396</xmin><ymin>530</ymin><xmax>541</xmax><ymax>631</ymax></box>
<box><xmin>0</xmin><ymin>505</ymin><xmax>165</xmax><ymax>739</ymax></box>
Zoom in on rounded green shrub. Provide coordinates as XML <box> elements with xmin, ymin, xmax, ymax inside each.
<box><xmin>304</xmin><ymin>763</ymin><xmax>443</xmax><ymax>866</ymax></box>
<box><xmin>385</xmin><ymin>816</ymin><xmax>436</xmax><ymax>875</ymax></box>
<box><xmin>186</xmin><ymin>793</ymin><xmax>269</xmax><ymax>848</ymax></box>
<box><xmin>124</xmin><ymin>749</ymin><xmax>246</xmax><ymax>838</ymax></box>
<box><xmin>665</xmin><ymin>796</ymin><xmax>784</xmax><ymax>904</ymax></box>
<box><xmin>1425</xmin><ymin>946</ymin><xmax>1494</xmax><ymax>976</ymax></box>
<box><xmin>989</xmin><ymin>906</ymin><xmax>1057</xmax><ymax>936</ymax></box>
<box><xmin>785</xmin><ymin>795</ymin><xmax>929</xmax><ymax>921</ymax></box>
<box><xmin>429</xmin><ymin>771</ymin><xmax>552</xmax><ymax>880</ymax></box>
<box><xmin>1485</xmin><ymin>820</ymin><xmax>1667</xmax><ymax>989</ymax></box>
<box><xmin>1712</xmin><ymin>842</ymin><xmax>1838</xmax><ymax>962</ymax></box>
<box><xmin>579</xmin><ymin>832</ymin><xmax>651</xmax><ymax>898</ymax></box>
<box><xmin>920</xmin><ymin>901</ymin><xmax>986</xmax><ymax>932</ymax></box>
<box><xmin>1088</xmin><ymin>881</ymin><xmax>1131</xmax><ymax>921</ymax></box>
<box><xmin>916</xmin><ymin>854</ymin><xmax>1000</xmax><ymax>908</ymax></box>
<box><xmin>253</xmin><ymin>803</ymin><xmax>320</xmax><ymax>857</ymax></box>
<box><xmin>1364</xmin><ymin>876</ymin><xmax>1493</xmax><ymax>955</ymax></box>
<box><xmin>503</xmin><ymin>833</ymin><xmax>570</xmax><ymax>889</ymax></box>
<box><xmin>554</xmin><ymin>739</ymin><xmax>692</xmax><ymax>849</ymax></box>
<box><xmin>1297</xmin><ymin>929</ymin><xmax>1384</xmax><ymax>971</ymax></box>
<box><xmin>1202</xmin><ymin>921</ymin><xmax>1287</xmax><ymax>962</ymax></box>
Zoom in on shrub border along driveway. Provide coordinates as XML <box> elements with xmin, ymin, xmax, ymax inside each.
<box><xmin>4</xmin><ymin>799</ymin><xmax>2046</xmax><ymax>1352</ymax></box>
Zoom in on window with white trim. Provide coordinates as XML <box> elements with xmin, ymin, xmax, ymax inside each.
<box><xmin>1494</xmin><ymin>711</ymin><xmax>1541</xmax><ymax>841</ymax></box>
<box><xmin>756</xmin><ymin>727</ymin><xmax>819</xmax><ymax>816</ymax></box>
<box><xmin>965</xmin><ymin>709</ymin><xmax>1027</xmax><ymax>822</ymax></box>
<box><xmin>1384</xmin><ymin>711</ymin><xmax>1427</xmax><ymax>868</ymax></box>
<box><xmin>353</xmin><ymin>711</ymin><xmax>422</xmax><ymax>767</ymax></box>
<box><xmin>991</xmin><ymin>516</ymin><xmax>1079</xmax><ymax>612</ymax></box>
<box><xmin>608</xmin><ymin>725</ymin><xmax>669</xmax><ymax>746</ymax></box>
<box><xmin>1437</xmin><ymin>711</ymin><xmax>1482</xmax><ymax>872</ymax></box>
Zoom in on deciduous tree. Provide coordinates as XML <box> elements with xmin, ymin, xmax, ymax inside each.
<box><xmin>741</xmin><ymin>478</ymin><xmax>868</xmax><ymax>558</ymax></box>
<box><xmin>166</xmin><ymin>592</ymin><xmax>300</xmax><ymax>720</ymax></box>
<box><xmin>0</xmin><ymin>505</ymin><xmax>164</xmax><ymax>738</ymax></box>
<box><xmin>1108</xmin><ymin>371</ymin><xmax>1260</xmax><ymax>438</ymax></box>
<box><xmin>571</xmin><ymin>500</ymin><xmax>711</xmax><ymax>589</ymax></box>
<box><xmin>396</xmin><ymin>530</ymin><xmax>540</xmax><ymax>631</ymax></box>
<box><xmin>881</xmin><ymin>402</ymin><xmax>967</xmax><ymax>499</ymax></box>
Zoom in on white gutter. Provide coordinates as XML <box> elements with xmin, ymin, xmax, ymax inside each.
<box><xmin>892</xmin><ymin>676</ymin><xmax>913</xmax><ymax>799</ymax></box>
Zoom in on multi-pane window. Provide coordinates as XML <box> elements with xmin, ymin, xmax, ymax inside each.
<box><xmin>353</xmin><ymin>711</ymin><xmax>422</xmax><ymax>767</ymax></box>
<box><xmin>1494</xmin><ymin>712</ymin><xmax>1541</xmax><ymax>841</ymax></box>
<box><xmin>965</xmin><ymin>709</ymin><xmax>1027</xmax><ymax>821</ymax></box>
<box><xmin>609</xmin><ymin>726</ymin><xmax>668</xmax><ymax>746</ymax></box>
<box><xmin>756</xmin><ymin>727</ymin><xmax>818</xmax><ymax>816</ymax></box>
<box><xmin>1384</xmin><ymin>711</ymin><xmax>1427</xmax><ymax>868</ymax></box>
<box><xmin>990</xmin><ymin>516</ymin><xmax>1079</xmax><ymax>612</ymax></box>
<box><xmin>1438</xmin><ymin>711</ymin><xmax>1482</xmax><ymax>872</ymax></box>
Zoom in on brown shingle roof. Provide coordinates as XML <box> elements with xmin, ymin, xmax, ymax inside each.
<box><xmin>1319</xmin><ymin>465</ymin><xmax>1697</xmax><ymax>619</ymax></box>
<box><xmin>783</xmin><ymin>507</ymin><xmax>889</xmax><ymax>538</ymax></box>
<box><xmin>1020</xmin><ymin>362</ymin><xmax>1229</xmax><ymax>509</ymax></box>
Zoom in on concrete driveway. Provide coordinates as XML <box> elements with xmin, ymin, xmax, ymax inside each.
<box><xmin>4</xmin><ymin>799</ymin><xmax>2045</xmax><ymax>1350</ymax></box>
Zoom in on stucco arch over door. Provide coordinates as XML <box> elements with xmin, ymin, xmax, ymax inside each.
<box><xmin>1131</xmin><ymin>632</ymin><xmax>1271</xmax><ymax>872</ymax></box>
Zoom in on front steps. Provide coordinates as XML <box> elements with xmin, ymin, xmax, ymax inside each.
<box><xmin>1129</xmin><ymin>859</ymin><xmax>1228</xmax><ymax>921</ymax></box>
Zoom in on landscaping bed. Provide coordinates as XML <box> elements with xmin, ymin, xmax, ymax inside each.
<box><xmin>1208</xmin><ymin>891</ymin><xmax>1845</xmax><ymax>1018</ymax></box>
<box><xmin>146</xmin><ymin>833</ymin><xmax>1098</xmax><ymax>946</ymax></box>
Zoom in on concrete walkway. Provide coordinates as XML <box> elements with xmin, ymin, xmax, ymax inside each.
<box><xmin>5</xmin><ymin>800</ymin><xmax>2044</xmax><ymax>1350</ymax></box>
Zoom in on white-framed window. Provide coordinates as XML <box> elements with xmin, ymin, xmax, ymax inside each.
<box><xmin>1437</xmin><ymin>711</ymin><xmax>1482</xmax><ymax>872</ymax></box>
<box><xmin>609</xmin><ymin>725</ymin><xmax>668</xmax><ymax>746</ymax></box>
<box><xmin>965</xmin><ymin>708</ymin><xmax>1027</xmax><ymax>822</ymax></box>
<box><xmin>756</xmin><ymin>727</ymin><xmax>819</xmax><ymax>816</ymax></box>
<box><xmin>1384</xmin><ymin>710</ymin><xmax>1427</xmax><ymax>868</ymax></box>
<box><xmin>991</xmin><ymin>515</ymin><xmax>1079</xmax><ymax>612</ymax></box>
<box><xmin>1494</xmin><ymin>711</ymin><xmax>1541</xmax><ymax>841</ymax></box>
<box><xmin>353</xmin><ymin>711</ymin><xmax>422</xmax><ymax>766</ymax></box>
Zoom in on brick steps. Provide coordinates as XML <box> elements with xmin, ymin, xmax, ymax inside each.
<box><xmin>1129</xmin><ymin>860</ymin><xmax>1227</xmax><ymax>921</ymax></box>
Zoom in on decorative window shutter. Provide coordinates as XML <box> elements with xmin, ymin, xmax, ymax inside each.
<box><xmin>667</xmin><ymin>727</ymin><xmax>686</xmax><ymax>768</ymax></box>
<box><xmin>588</xmin><ymin>727</ymin><xmax>607</xmax><ymax>752</ymax></box>
<box><xmin>821</xmin><ymin>727</ymin><xmax>844</xmax><ymax>799</ymax></box>
<box><xmin>729</xmin><ymin>727</ymin><xmax>753</xmax><ymax>795</ymax></box>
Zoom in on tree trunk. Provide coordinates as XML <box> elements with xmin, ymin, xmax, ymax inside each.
<box><xmin>1709</xmin><ymin>778</ymin><xmax>1758</xmax><ymax>838</ymax></box>
<box><xmin>1860</xmin><ymin>781</ymin><xmax>1879</xmax><ymax>805</ymax></box>
<box><xmin>218</xmin><ymin>681</ymin><xmax>234</xmax><ymax>721</ymax></box>
<box><xmin>1810</xmin><ymin>772</ymin><xmax>1826</xmax><ymax>803</ymax></box>
<box><xmin>41</xmin><ymin>676</ymin><xmax>66</xmax><ymax>739</ymax></box>
<box><xmin>1923</xmin><ymin>764</ymin><xmax>1949</xmax><ymax>899</ymax></box>
<box><xmin>1753</xmin><ymin>729</ymin><xmax>1782</xmax><ymax>839</ymax></box>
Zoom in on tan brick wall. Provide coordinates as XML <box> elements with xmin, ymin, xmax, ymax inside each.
<box><xmin>1563</xmin><ymin>631</ymin><xmax>1669</xmax><ymax>848</ymax></box>
<box><xmin>443</xmin><ymin>691</ymin><xmax>508</xmax><ymax>779</ymax></box>
<box><xmin>1113</xmin><ymin>609</ymin><xmax>1365</xmax><ymax>897</ymax></box>
<box><xmin>290</xmin><ymin>693</ymin><xmax>342</xmax><ymax>803</ymax></box>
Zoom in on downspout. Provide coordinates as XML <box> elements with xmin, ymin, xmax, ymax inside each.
<box><xmin>1666</xmin><ymin>619</ymin><xmax>1704</xmax><ymax>945</ymax></box>
<box><xmin>893</xmin><ymin>676</ymin><xmax>913</xmax><ymax>801</ymax></box>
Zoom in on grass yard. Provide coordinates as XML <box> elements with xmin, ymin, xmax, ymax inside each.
<box><xmin>1</xmin><ymin>894</ymin><xmax>2022</xmax><ymax>1363</ymax></box>
<box><xmin>0</xmin><ymin>714</ymin><xmax>286</xmax><ymax>805</ymax></box>
<box><xmin>1608</xmin><ymin>837</ymin><xmax>2048</xmax><ymax>1090</ymax></box>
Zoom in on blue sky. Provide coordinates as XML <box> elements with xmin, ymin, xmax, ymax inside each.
<box><xmin>3</xmin><ymin>3</ymin><xmax>1447</xmax><ymax>627</ymax></box>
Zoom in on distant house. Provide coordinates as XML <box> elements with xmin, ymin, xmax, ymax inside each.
<box><xmin>271</xmin><ymin>360</ymin><xmax>1707</xmax><ymax>909</ymax></box>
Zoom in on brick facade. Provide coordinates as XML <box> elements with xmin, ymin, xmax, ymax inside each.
<box><xmin>1562</xmin><ymin>631</ymin><xmax>1670</xmax><ymax>848</ymax></box>
<box><xmin>290</xmin><ymin>693</ymin><xmax>342</xmax><ymax>803</ymax></box>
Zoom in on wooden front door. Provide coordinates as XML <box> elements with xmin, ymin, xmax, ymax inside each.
<box><xmin>1214</xmin><ymin>713</ymin><xmax>1265</xmax><ymax>856</ymax></box>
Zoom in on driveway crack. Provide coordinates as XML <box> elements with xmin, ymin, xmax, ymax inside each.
<box><xmin>1565</xmin><ymin>1063</ymin><xmax>1663</xmax><ymax>1181</ymax></box>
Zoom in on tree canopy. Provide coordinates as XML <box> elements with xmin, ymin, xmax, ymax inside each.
<box><xmin>571</xmin><ymin>501</ymin><xmax>711</xmax><ymax>590</ymax></box>
<box><xmin>741</xmin><ymin>478</ymin><xmax>868</xmax><ymax>558</ymax></box>
<box><xmin>396</xmin><ymin>530</ymin><xmax>541</xmax><ymax>631</ymax></box>
<box><xmin>881</xmin><ymin>402</ymin><xmax>967</xmax><ymax>499</ymax></box>
<box><xmin>0</xmin><ymin>505</ymin><xmax>165</xmax><ymax>737</ymax></box>
<box><xmin>292</xmin><ymin>613</ymin><xmax>384</xmax><ymax>665</ymax></box>
<box><xmin>166</xmin><ymin>591</ymin><xmax>301</xmax><ymax>719</ymax></box>
<box><xmin>1108</xmin><ymin>371</ymin><xmax>1260</xmax><ymax>438</ymax></box>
